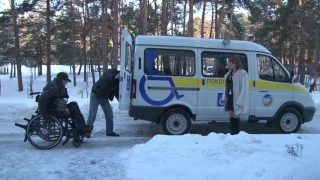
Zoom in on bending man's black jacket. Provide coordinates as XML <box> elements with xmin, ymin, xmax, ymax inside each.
<box><xmin>92</xmin><ymin>68</ymin><xmax>119</xmax><ymax>101</ymax></box>
<box><xmin>38</xmin><ymin>78</ymin><xmax>69</xmax><ymax>116</ymax></box>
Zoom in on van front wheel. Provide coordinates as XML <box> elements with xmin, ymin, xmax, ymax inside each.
<box><xmin>276</xmin><ymin>108</ymin><xmax>302</xmax><ymax>133</ymax></box>
<box><xmin>161</xmin><ymin>108</ymin><xmax>191</xmax><ymax>135</ymax></box>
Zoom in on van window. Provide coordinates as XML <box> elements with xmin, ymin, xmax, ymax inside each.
<box><xmin>125</xmin><ymin>43</ymin><xmax>132</xmax><ymax>72</ymax></box>
<box><xmin>144</xmin><ymin>49</ymin><xmax>195</xmax><ymax>76</ymax></box>
<box><xmin>257</xmin><ymin>55</ymin><xmax>289</xmax><ymax>82</ymax></box>
<box><xmin>202</xmin><ymin>52</ymin><xmax>248</xmax><ymax>77</ymax></box>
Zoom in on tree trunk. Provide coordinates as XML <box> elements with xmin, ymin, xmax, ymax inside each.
<box><xmin>82</xmin><ymin>0</ymin><xmax>88</xmax><ymax>81</ymax></box>
<box><xmin>289</xmin><ymin>41</ymin><xmax>296</xmax><ymax>73</ymax></box>
<box><xmin>11</xmin><ymin>0</ymin><xmax>23</xmax><ymax>91</ymax></box>
<box><xmin>86</xmin><ymin>0</ymin><xmax>95</xmax><ymax>85</ymax></box>
<box><xmin>38</xmin><ymin>51</ymin><xmax>43</xmax><ymax>76</ymax></box>
<box><xmin>37</xmin><ymin>38</ymin><xmax>43</xmax><ymax>75</ymax></box>
<box><xmin>215</xmin><ymin>1</ymin><xmax>218</xmax><ymax>38</ymax></box>
<box><xmin>119</xmin><ymin>0</ymin><xmax>124</xmax><ymax>45</ymax></box>
<box><xmin>141</xmin><ymin>0</ymin><xmax>148</xmax><ymax>35</ymax></box>
<box><xmin>209</xmin><ymin>1</ymin><xmax>214</xmax><ymax>38</ymax></box>
<box><xmin>14</xmin><ymin>62</ymin><xmax>16</xmax><ymax>77</ymax></box>
<box><xmin>111</xmin><ymin>0</ymin><xmax>119</xmax><ymax>68</ymax></box>
<box><xmin>161</xmin><ymin>0</ymin><xmax>167</xmax><ymax>35</ymax></box>
<box><xmin>71</xmin><ymin>0</ymin><xmax>77</xmax><ymax>86</ymax></box>
<box><xmin>99</xmin><ymin>48</ymin><xmax>102</xmax><ymax>77</ymax></box>
<box><xmin>201</xmin><ymin>0</ymin><xmax>207</xmax><ymax>38</ymax></box>
<box><xmin>216</xmin><ymin>0</ymin><xmax>225</xmax><ymax>39</ymax></box>
<box><xmin>46</xmin><ymin>0</ymin><xmax>51</xmax><ymax>82</ymax></box>
<box><xmin>102</xmin><ymin>0</ymin><xmax>109</xmax><ymax>71</ymax></box>
<box><xmin>188</xmin><ymin>0</ymin><xmax>194</xmax><ymax>37</ymax></box>
<box><xmin>173</xmin><ymin>0</ymin><xmax>177</xmax><ymax>35</ymax></box>
<box><xmin>154</xmin><ymin>0</ymin><xmax>158</xmax><ymax>35</ymax></box>
<box><xmin>183</xmin><ymin>0</ymin><xmax>187</xmax><ymax>36</ymax></box>
<box><xmin>283</xmin><ymin>41</ymin><xmax>287</xmax><ymax>65</ymax></box>
<box><xmin>298</xmin><ymin>44</ymin><xmax>306</xmax><ymax>85</ymax></box>
<box><xmin>170</xmin><ymin>0</ymin><xmax>173</xmax><ymax>35</ymax></box>
<box><xmin>10</xmin><ymin>63</ymin><xmax>13</xmax><ymax>78</ymax></box>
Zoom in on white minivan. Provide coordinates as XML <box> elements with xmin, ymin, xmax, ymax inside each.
<box><xmin>118</xmin><ymin>29</ymin><xmax>316</xmax><ymax>135</ymax></box>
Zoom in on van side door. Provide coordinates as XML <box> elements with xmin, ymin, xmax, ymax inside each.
<box><xmin>119</xmin><ymin>29</ymin><xmax>133</xmax><ymax>110</ymax></box>
<box><xmin>253</xmin><ymin>54</ymin><xmax>293</xmax><ymax>118</ymax></box>
<box><xmin>197</xmin><ymin>50</ymin><xmax>250</xmax><ymax>121</ymax></box>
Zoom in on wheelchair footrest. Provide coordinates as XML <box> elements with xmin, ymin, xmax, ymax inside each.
<box><xmin>24</xmin><ymin>118</ymin><xmax>30</xmax><ymax>122</ymax></box>
<box><xmin>14</xmin><ymin>123</ymin><xmax>28</xmax><ymax>142</ymax></box>
<box><xmin>15</xmin><ymin>123</ymin><xmax>27</xmax><ymax>130</ymax></box>
<box><xmin>62</xmin><ymin>136</ymin><xmax>71</xmax><ymax>145</ymax></box>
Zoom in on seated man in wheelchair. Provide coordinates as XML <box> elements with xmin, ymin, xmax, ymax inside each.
<box><xmin>38</xmin><ymin>72</ymin><xmax>93</xmax><ymax>143</ymax></box>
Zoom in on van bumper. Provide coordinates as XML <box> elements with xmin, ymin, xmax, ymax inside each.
<box><xmin>129</xmin><ymin>105</ymin><xmax>166</xmax><ymax>122</ymax></box>
<box><xmin>303</xmin><ymin>106</ymin><xmax>316</xmax><ymax>123</ymax></box>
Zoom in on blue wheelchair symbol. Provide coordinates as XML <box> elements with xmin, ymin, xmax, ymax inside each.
<box><xmin>217</xmin><ymin>93</ymin><xmax>224</xmax><ymax>107</ymax></box>
<box><xmin>126</xmin><ymin>75</ymin><xmax>130</xmax><ymax>91</ymax></box>
<box><xmin>139</xmin><ymin>75</ymin><xmax>184</xmax><ymax>106</ymax></box>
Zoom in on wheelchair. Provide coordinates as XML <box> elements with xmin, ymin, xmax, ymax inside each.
<box><xmin>15</xmin><ymin>92</ymin><xmax>89</xmax><ymax>150</ymax></box>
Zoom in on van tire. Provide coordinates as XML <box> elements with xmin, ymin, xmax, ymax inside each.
<box><xmin>161</xmin><ymin>108</ymin><xmax>191</xmax><ymax>135</ymax></box>
<box><xmin>276</xmin><ymin>108</ymin><xmax>302</xmax><ymax>134</ymax></box>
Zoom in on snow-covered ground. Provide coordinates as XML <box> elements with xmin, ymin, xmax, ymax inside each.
<box><xmin>0</xmin><ymin>65</ymin><xmax>320</xmax><ymax>180</ymax></box>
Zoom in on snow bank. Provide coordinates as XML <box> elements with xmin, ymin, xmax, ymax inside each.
<box><xmin>122</xmin><ymin>133</ymin><xmax>320</xmax><ymax>180</ymax></box>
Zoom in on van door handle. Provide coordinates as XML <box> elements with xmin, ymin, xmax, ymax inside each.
<box><xmin>259</xmin><ymin>90</ymin><xmax>268</xmax><ymax>92</ymax></box>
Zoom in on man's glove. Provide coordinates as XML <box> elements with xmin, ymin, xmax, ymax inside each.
<box><xmin>115</xmin><ymin>73</ymin><xmax>120</xmax><ymax>79</ymax></box>
<box><xmin>65</xmin><ymin>88</ymin><xmax>69</xmax><ymax>99</ymax></box>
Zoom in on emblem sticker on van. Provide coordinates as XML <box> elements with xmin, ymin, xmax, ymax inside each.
<box><xmin>262</xmin><ymin>94</ymin><xmax>273</xmax><ymax>106</ymax></box>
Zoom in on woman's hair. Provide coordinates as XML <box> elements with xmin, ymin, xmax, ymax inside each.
<box><xmin>230</xmin><ymin>55</ymin><xmax>243</xmax><ymax>70</ymax></box>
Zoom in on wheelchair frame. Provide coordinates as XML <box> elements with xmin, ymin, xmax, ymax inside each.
<box><xmin>15</xmin><ymin>92</ymin><xmax>88</xmax><ymax>150</ymax></box>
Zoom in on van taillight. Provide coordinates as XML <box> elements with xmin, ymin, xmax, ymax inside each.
<box><xmin>132</xmin><ymin>79</ymin><xmax>136</xmax><ymax>99</ymax></box>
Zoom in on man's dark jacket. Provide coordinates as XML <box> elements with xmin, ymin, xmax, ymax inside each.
<box><xmin>92</xmin><ymin>69</ymin><xmax>119</xmax><ymax>101</ymax></box>
<box><xmin>38</xmin><ymin>78</ymin><xmax>69</xmax><ymax>116</ymax></box>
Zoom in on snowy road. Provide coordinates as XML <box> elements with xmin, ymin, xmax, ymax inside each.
<box><xmin>0</xmin><ymin>136</ymin><xmax>151</xmax><ymax>180</ymax></box>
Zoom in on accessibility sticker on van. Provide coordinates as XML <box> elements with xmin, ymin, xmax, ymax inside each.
<box><xmin>126</xmin><ymin>75</ymin><xmax>130</xmax><ymax>91</ymax></box>
<box><xmin>139</xmin><ymin>75</ymin><xmax>184</xmax><ymax>106</ymax></box>
<box><xmin>217</xmin><ymin>93</ymin><xmax>224</xmax><ymax>107</ymax></box>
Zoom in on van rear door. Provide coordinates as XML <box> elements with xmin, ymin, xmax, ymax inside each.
<box><xmin>119</xmin><ymin>29</ymin><xmax>133</xmax><ymax>110</ymax></box>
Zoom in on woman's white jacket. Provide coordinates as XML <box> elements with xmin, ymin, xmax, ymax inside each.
<box><xmin>221</xmin><ymin>69</ymin><xmax>249</xmax><ymax>116</ymax></box>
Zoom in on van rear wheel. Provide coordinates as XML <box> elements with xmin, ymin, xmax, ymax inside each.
<box><xmin>276</xmin><ymin>108</ymin><xmax>302</xmax><ymax>133</ymax></box>
<box><xmin>161</xmin><ymin>108</ymin><xmax>191</xmax><ymax>135</ymax></box>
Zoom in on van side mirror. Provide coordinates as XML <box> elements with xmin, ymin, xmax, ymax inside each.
<box><xmin>289</xmin><ymin>70</ymin><xmax>294</xmax><ymax>84</ymax></box>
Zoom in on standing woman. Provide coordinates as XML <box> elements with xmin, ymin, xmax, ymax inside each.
<box><xmin>222</xmin><ymin>55</ymin><xmax>249</xmax><ymax>135</ymax></box>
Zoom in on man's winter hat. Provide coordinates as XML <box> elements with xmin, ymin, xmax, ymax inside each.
<box><xmin>57</xmin><ymin>72</ymin><xmax>71</xmax><ymax>82</ymax></box>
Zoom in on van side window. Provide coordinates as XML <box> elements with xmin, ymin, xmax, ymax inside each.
<box><xmin>125</xmin><ymin>43</ymin><xmax>132</xmax><ymax>72</ymax></box>
<box><xmin>257</xmin><ymin>55</ymin><xmax>289</xmax><ymax>82</ymax></box>
<box><xmin>144</xmin><ymin>49</ymin><xmax>195</xmax><ymax>76</ymax></box>
<box><xmin>202</xmin><ymin>52</ymin><xmax>248</xmax><ymax>77</ymax></box>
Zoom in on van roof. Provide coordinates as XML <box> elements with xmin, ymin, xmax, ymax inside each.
<box><xmin>135</xmin><ymin>36</ymin><xmax>271</xmax><ymax>54</ymax></box>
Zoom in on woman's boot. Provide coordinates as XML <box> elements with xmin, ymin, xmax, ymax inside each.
<box><xmin>230</xmin><ymin>117</ymin><xmax>235</xmax><ymax>135</ymax></box>
<box><xmin>233</xmin><ymin>118</ymin><xmax>240</xmax><ymax>135</ymax></box>
<box><xmin>230</xmin><ymin>117</ymin><xmax>240</xmax><ymax>135</ymax></box>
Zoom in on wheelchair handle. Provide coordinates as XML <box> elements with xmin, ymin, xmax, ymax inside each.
<box><xmin>29</xmin><ymin>92</ymin><xmax>42</xmax><ymax>96</ymax></box>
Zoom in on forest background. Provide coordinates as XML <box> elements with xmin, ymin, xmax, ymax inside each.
<box><xmin>0</xmin><ymin>0</ymin><xmax>319</xmax><ymax>91</ymax></box>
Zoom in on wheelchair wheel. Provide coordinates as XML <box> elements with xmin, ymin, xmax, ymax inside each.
<box><xmin>26</xmin><ymin>115</ymin><xmax>63</xmax><ymax>150</ymax></box>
